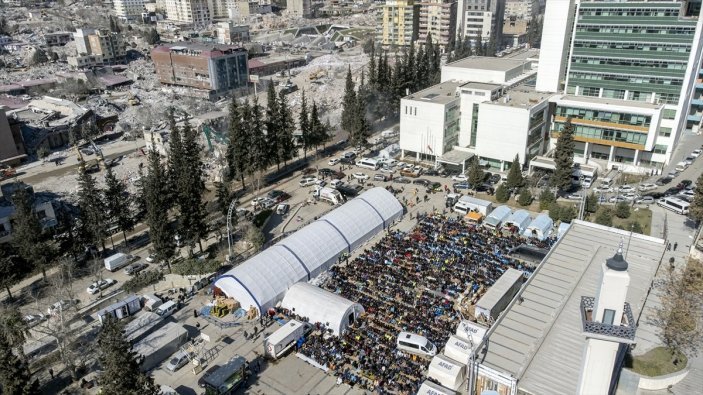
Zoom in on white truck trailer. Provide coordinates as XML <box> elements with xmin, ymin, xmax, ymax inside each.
<box><xmin>133</xmin><ymin>322</ymin><xmax>188</xmax><ymax>371</ymax></box>
<box><xmin>263</xmin><ymin>320</ymin><xmax>312</xmax><ymax>360</ymax></box>
<box><xmin>104</xmin><ymin>253</ymin><xmax>133</xmax><ymax>271</ymax></box>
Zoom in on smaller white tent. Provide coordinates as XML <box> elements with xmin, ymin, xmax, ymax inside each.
<box><xmin>417</xmin><ymin>380</ymin><xmax>456</xmax><ymax>395</ymax></box>
<box><xmin>455</xmin><ymin>320</ymin><xmax>488</xmax><ymax>346</ymax></box>
<box><xmin>444</xmin><ymin>335</ymin><xmax>472</xmax><ymax>365</ymax></box>
<box><xmin>427</xmin><ymin>354</ymin><xmax>466</xmax><ymax>391</ymax></box>
<box><xmin>558</xmin><ymin>222</ymin><xmax>571</xmax><ymax>239</ymax></box>
<box><xmin>523</xmin><ymin>213</ymin><xmax>553</xmax><ymax>241</ymax></box>
<box><xmin>503</xmin><ymin>209</ymin><xmax>531</xmax><ymax>233</ymax></box>
<box><xmin>280</xmin><ymin>282</ymin><xmax>364</xmax><ymax>336</ymax></box>
<box><xmin>483</xmin><ymin>205</ymin><xmax>511</xmax><ymax>229</ymax></box>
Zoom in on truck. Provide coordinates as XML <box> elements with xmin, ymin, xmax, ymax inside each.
<box><xmin>202</xmin><ymin>355</ymin><xmax>249</xmax><ymax>395</ymax></box>
<box><xmin>315</xmin><ymin>187</ymin><xmax>344</xmax><ymax>205</ymax></box>
<box><xmin>133</xmin><ymin>322</ymin><xmax>188</xmax><ymax>371</ymax></box>
<box><xmin>124</xmin><ymin>311</ymin><xmax>164</xmax><ymax>343</ymax></box>
<box><xmin>104</xmin><ymin>253</ymin><xmax>133</xmax><ymax>272</ymax></box>
<box><xmin>263</xmin><ymin>320</ymin><xmax>312</xmax><ymax>360</ymax></box>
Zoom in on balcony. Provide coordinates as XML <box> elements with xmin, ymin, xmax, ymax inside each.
<box><xmin>692</xmin><ymin>98</ymin><xmax>703</xmax><ymax>106</ymax></box>
<box><xmin>688</xmin><ymin>113</ymin><xmax>702</xmax><ymax>123</ymax></box>
<box><xmin>580</xmin><ymin>296</ymin><xmax>636</xmax><ymax>343</ymax></box>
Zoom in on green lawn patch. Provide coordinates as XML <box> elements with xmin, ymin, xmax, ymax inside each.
<box><xmin>628</xmin><ymin>347</ymin><xmax>687</xmax><ymax>377</ymax></box>
<box><xmin>612</xmin><ymin>207</ymin><xmax>652</xmax><ymax>235</ymax></box>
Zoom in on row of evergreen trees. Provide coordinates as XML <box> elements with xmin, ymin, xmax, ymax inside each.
<box><xmin>226</xmin><ymin>82</ymin><xmax>331</xmax><ymax>187</ymax></box>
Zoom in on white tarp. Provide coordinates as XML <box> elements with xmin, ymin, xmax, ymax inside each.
<box><xmin>455</xmin><ymin>320</ymin><xmax>488</xmax><ymax>346</ymax></box>
<box><xmin>417</xmin><ymin>380</ymin><xmax>457</xmax><ymax>395</ymax></box>
<box><xmin>444</xmin><ymin>335</ymin><xmax>472</xmax><ymax>366</ymax></box>
<box><xmin>213</xmin><ymin>188</ymin><xmax>403</xmax><ymax>314</ymax></box>
<box><xmin>281</xmin><ymin>282</ymin><xmax>364</xmax><ymax>336</ymax></box>
<box><xmin>427</xmin><ymin>354</ymin><xmax>466</xmax><ymax>391</ymax></box>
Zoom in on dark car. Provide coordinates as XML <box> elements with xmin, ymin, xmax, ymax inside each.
<box><xmin>198</xmin><ymin>365</ymin><xmax>221</xmax><ymax>388</ymax></box>
<box><xmin>453</xmin><ymin>182</ymin><xmax>471</xmax><ymax>190</ymax></box>
<box><xmin>488</xmin><ymin>174</ymin><xmax>501</xmax><ymax>184</ymax></box>
<box><xmin>395</xmin><ymin>177</ymin><xmax>412</xmax><ymax>184</ymax></box>
<box><xmin>302</xmin><ymin>167</ymin><xmax>317</xmax><ymax>175</ymax></box>
<box><xmin>475</xmin><ymin>183</ymin><xmax>495</xmax><ymax>195</ymax></box>
<box><xmin>267</xmin><ymin>190</ymin><xmax>290</xmax><ymax>203</ymax></box>
<box><xmin>677</xmin><ymin>179</ymin><xmax>693</xmax><ymax>189</ymax></box>
<box><xmin>655</xmin><ymin>177</ymin><xmax>673</xmax><ymax>186</ymax></box>
<box><xmin>424</xmin><ymin>169</ymin><xmax>440</xmax><ymax>176</ymax></box>
<box><xmin>665</xmin><ymin>186</ymin><xmax>683</xmax><ymax>196</ymax></box>
<box><xmin>340</xmin><ymin>157</ymin><xmax>355</xmax><ymax>165</ymax></box>
<box><xmin>318</xmin><ymin>168</ymin><xmax>335</xmax><ymax>176</ymax></box>
<box><xmin>413</xmin><ymin>179</ymin><xmax>431</xmax><ymax>186</ymax></box>
<box><xmin>643</xmin><ymin>191</ymin><xmax>666</xmax><ymax>199</ymax></box>
<box><xmin>125</xmin><ymin>262</ymin><xmax>148</xmax><ymax>275</ymax></box>
<box><xmin>426</xmin><ymin>182</ymin><xmax>442</xmax><ymax>193</ymax></box>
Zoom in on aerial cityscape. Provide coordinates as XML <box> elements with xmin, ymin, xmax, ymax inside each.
<box><xmin>0</xmin><ymin>0</ymin><xmax>702</xmax><ymax>394</ymax></box>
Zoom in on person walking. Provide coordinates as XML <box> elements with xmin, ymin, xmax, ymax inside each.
<box><xmin>667</xmin><ymin>242</ymin><xmax>672</xmax><ymax>251</ymax></box>
<box><xmin>674</xmin><ymin>242</ymin><xmax>678</xmax><ymax>251</ymax></box>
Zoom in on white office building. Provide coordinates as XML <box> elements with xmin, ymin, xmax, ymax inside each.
<box><xmin>114</xmin><ymin>0</ymin><xmax>146</xmax><ymax>21</ymax></box>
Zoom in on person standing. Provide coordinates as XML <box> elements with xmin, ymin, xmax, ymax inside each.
<box><xmin>674</xmin><ymin>242</ymin><xmax>678</xmax><ymax>251</ymax></box>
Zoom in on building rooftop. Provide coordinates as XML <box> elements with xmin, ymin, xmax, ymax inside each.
<box><xmin>489</xmin><ymin>84</ymin><xmax>552</xmax><ymax>109</ymax></box>
<box><xmin>460</xmin><ymin>82</ymin><xmax>502</xmax><ymax>91</ymax></box>
<box><xmin>502</xmin><ymin>48</ymin><xmax>539</xmax><ymax>61</ymax></box>
<box><xmin>555</xmin><ymin>95</ymin><xmax>663</xmax><ymax>110</ymax></box>
<box><xmin>152</xmin><ymin>43</ymin><xmax>246</xmax><ymax>58</ymax></box>
<box><xmin>403</xmin><ymin>80</ymin><xmax>463</xmax><ymax>104</ymax></box>
<box><xmin>445</xmin><ymin>56</ymin><xmax>530</xmax><ymax>72</ymax></box>
<box><xmin>478</xmin><ymin>220</ymin><xmax>664</xmax><ymax>395</ymax></box>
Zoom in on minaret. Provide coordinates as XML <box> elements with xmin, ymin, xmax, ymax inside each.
<box><xmin>577</xmin><ymin>241</ymin><xmax>635</xmax><ymax>395</ymax></box>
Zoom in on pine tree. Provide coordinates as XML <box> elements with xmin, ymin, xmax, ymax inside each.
<box><xmin>143</xmin><ymin>145</ymin><xmax>174</xmax><ymax>271</ymax></box>
<box><xmin>340</xmin><ymin>67</ymin><xmax>357</xmax><ymax>136</ymax></box>
<box><xmin>10</xmin><ymin>185</ymin><xmax>52</xmax><ymax>280</ymax></box>
<box><xmin>103</xmin><ymin>166</ymin><xmax>134</xmax><ymax>245</ymax></box>
<box><xmin>215</xmin><ymin>181</ymin><xmax>231</xmax><ymax>216</ymax></box>
<box><xmin>167</xmin><ymin>111</ymin><xmax>185</xmax><ymax>203</ymax></box>
<box><xmin>97</xmin><ymin>315</ymin><xmax>159</xmax><ymax>395</ymax></box>
<box><xmin>173</xmin><ymin>120</ymin><xmax>208</xmax><ymax>252</ymax></box>
<box><xmin>309</xmin><ymin>101</ymin><xmax>331</xmax><ymax>152</ymax></box>
<box><xmin>391</xmin><ymin>54</ymin><xmax>404</xmax><ymax>114</ymax></box>
<box><xmin>77</xmin><ymin>160</ymin><xmax>107</xmax><ymax>251</ymax></box>
<box><xmin>0</xmin><ymin>250</ymin><xmax>19</xmax><ymax>299</ymax></box>
<box><xmin>415</xmin><ymin>45</ymin><xmax>427</xmax><ymax>90</ymax></box>
<box><xmin>690</xmin><ymin>172</ymin><xmax>703</xmax><ymax>223</ymax></box>
<box><xmin>551</xmin><ymin>117</ymin><xmax>576</xmax><ymax>193</ymax></box>
<box><xmin>0</xmin><ymin>333</ymin><xmax>38</xmax><ymax>395</ymax></box>
<box><xmin>226</xmin><ymin>98</ymin><xmax>249</xmax><ymax>186</ymax></box>
<box><xmin>517</xmin><ymin>187</ymin><xmax>532</xmax><ymax>206</ymax></box>
<box><xmin>505</xmin><ymin>154</ymin><xmax>524</xmax><ymax>189</ymax></box>
<box><xmin>351</xmin><ymin>93</ymin><xmax>370</xmax><ymax>148</ymax></box>
<box><xmin>249</xmin><ymin>98</ymin><xmax>269</xmax><ymax>175</ymax></box>
<box><xmin>539</xmin><ymin>189</ymin><xmax>556</xmax><ymax>210</ymax></box>
<box><xmin>467</xmin><ymin>157</ymin><xmax>484</xmax><ymax>189</ymax></box>
<box><xmin>299</xmin><ymin>92</ymin><xmax>311</xmax><ymax>159</ymax></box>
<box><xmin>266</xmin><ymin>81</ymin><xmax>281</xmax><ymax>171</ymax></box>
<box><xmin>277</xmin><ymin>91</ymin><xmax>297</xmax><ymax>165</ymax></box>
<box><xmin>495</xmin><ymin>184</ymin><xmax>510</xmax><ymax>203</ymax></box>
<box><xmin>368</xmin><ymin>42</ymin><xmax>377</xmax><ymax>87</ymax></box>
<box><xmin>585</xmin><ymin>192</ymin><xmax>599</xmax><ymax>214</ymax></box>
<box><xmin>560</xmin><ymin>205</ymin><xmax>577</xmax><ymax>223</ymax></box>
<box><xmin>548</xmin><ymin>202</ymin><xmax>561</xmax><ymax>221</ymax></box>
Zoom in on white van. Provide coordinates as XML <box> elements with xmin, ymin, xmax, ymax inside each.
<box><xmin>155</xmin><ymin>300</ymin><xmax>177</xmax><ymax>318</ymax></box>
<box><xmin>675</xmin><ymin>161</ymin><xmax>688</xmax><ymax>172</ymax></box>
<box><xmin>657</xmin><ymin>196</ymin><xmax>690</xmax><ymax>215</ymax></box>
<box><xmin>396</xmin><ymin>331</ymin><xmax>437</xmax><ymax>356</ymax></box>
<box><xmin>357</xmin><ymin>158</ymin><xmax>380</xmax><ymax>170</ymax></box>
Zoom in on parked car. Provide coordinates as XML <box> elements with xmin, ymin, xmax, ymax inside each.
<box><xmin>566</xmin><ymin>193</ymin><xmax>583</xmax><ymax>200</ymax></box>
<box><xmin>488</xmin><ymin>174</ymin><xmax>501</xmax><ymax>184</ymax></box>
<box><xmin>677</xmin><ymin>179</ymin><xmax>693</xmax><ymax>189</ymax></box>
<box><xmin>146</xmin><ymin>253</ymin><xmax>157</xmax><ymax>263</ymax></box>
<box><xmin>47</xmin><ymin>299</ymin><xmax>79</xmax><ymax>315</ymax></box>
<box><xmin>251</xmin><ymin>197</ymin><xmax>268</xmax><ymax>207</ymax></box>
<box><xmin>426</xmin><ymin>182</ymin><xmax>442</xmax><ymax>193</ymax></box>
<box><xmin>685</xmin><ymin>156</ymin><xmax>695</xmax><ymax>165</ymax></box>
<box><xmin>453</xmin><ymin>182</ymin><xmax>471</xmax><ymax>190</ymax></box>
<box><xmin>622</xmin><ymin>192</ymin><xmax>638</xmax><ymax>201</ymax></box>
<box><xmin>665</xmin><ymin>186</ymin><xmax>683</xmax><ymax>196</ymax></box>
<box><xmin>374</xmin><ymin>173</ymin><xmax>389</xmax><ymax>182</ymax></box>
<box><xmin>299</xmin><ymin>176</ymin><xmax>318</xmax><ymax>187</ymax></box>
<box><xmin>452</xmin><ymin>174</ymin><xmax>468</xmax><ymax>182</ymax></box>
<box><xmin>643</xmin><ymin>191</ymin><xmax>666</xmax><ymax>200</ymax></box>
<box><xmin>395</xmin><ymin>177</ymin><xmax>412</xmax><ymax>184</ymax></box>
<box><xmin>328</xmin><ymin>158</ymin><xmax>340</xmax><ymax>166</ymax></box>
<box><xmin>618</xmin><ymin>185</ymin><xmax>635</xmax><ymax>193</ymax></box>
<box><xmin>608</xmin><ymin>196</ymin><xmax>626</xmax><ymax>203</ymax></box>
<box><xmin>594</xmin><ymin>186</ymin><xmax>614</xmax><ymax>193</ymax></box>
<box><xmin>692</xmin><ymin>148</ymin><xmax>702</xmax><ymax>158</ymax></box>
<box><xmin>352</xmin><ymin>172</ymin><xmax>369</xmax><ymax>180</ymax></box>
<box><xmin>423</xmin><ymin>169</ymin><xmax>440</xmax><ymax>177</ymax></box>
<box><xmin>655</xmin><ymin>177</ymin><xmax>673</xmax><ymax>186</ymax></box>
<box><xmin>125</xmin><ymin>262</ymin><xmax>148</xmax><ymax>275</ymax></box>
<box><xmin>166</xmin><ymin>351</ymin><xmax>191</xmax><ymax>372</ymax></box>
<box><xmin>475</xmin><ymin>183</ymin><xmax>495</xmax><ymax>195</ymax></box>
<box><xmin>638</xmin><ymin>183</ymin><xmax>657</xmax><ymax>192</ymax></box>
<box><xmin>635</xmin><ymin>196</ymin><xmax>655</xmax><ymax>205</ymax></box>
<box><xmin>318</xmin><ymin>168</ymin><xmax>335</xmax><ymax>176</ymax></box>
<box><xmin>87</xmin><ymin>278</ymin><xmax>116</xmax><ymax>294</ymax></box>
<box><xmin>23</xmin><ymin>314</ymin><xmax>46</xmax><ymax>328</ymax></box>
<box><xmin>267</xmin><ymin>190</ymin><xmax>291</xmax><ymax>203</ymax></box>
<box><xmin>315</xmin><ymin>180</ymin><xmax>327</xmax><ymax>188</ymax></box>
<box><xmin>343</xmin><ymin>151</ymin><xmax>357</xmax><ymax>160</ymax></box>
<box><xmin>340</xmin><ymin>157</ymin><xmax>355</xmax><ymax>165</ymax></box>
<box><xmin>413</xmin><ymin>179</ymin><xmax>431</xmax><ymax>186</ymax></box>
<box><xmin>276</xmin><ymin>203</ymin><xmax>289</xmax><ymax>215</ymax></box>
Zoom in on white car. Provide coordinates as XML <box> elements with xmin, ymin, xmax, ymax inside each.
<box><xmin>396</xmin><ymin>161</ymin><xmax>408</xmax><ymax>169</ymax></box>
<box><xmin>636</xmin><ymin>196</ymin><xmax>655</xmax><ymax>205</ymax></box>
<box><xmin>146</xmin><ymin>253</ymin><xmax>157</xmax><ymax>263</ymax></box>
<box><xmin>328</xmin><ymin>158</ymin><xmax>340</xmax><ymax>166</ymax></box>
<box><xmin>594</xmin><ymin>186</ymin><xmax>614</xmax><ymax>194</ymax></box>
<box><xmin>23</xmin><ymin>314</ymin><xmax>46</xmax><ymax>328</ymax></box>
<box><xmin>685</xmin><ymin>156</ymin><xmax>695</xmax><ymax>166</ymax></box>
<box><xmin>315</xmin><ymin>179</ymin><xmax>327</xmax><ymax>188</ymax></box>
<box><xmin>87</xmin><ymin>278</ymin><xmax>116</xmax><ymax>295</ymax></box>
<box><xmin>638</xmin><ymin>183</ymin><xmax>657</xmax><ymax>192</ymax></box>
<box><xmin>251</xmin><ymin>197</ymin><xmax>267</xmax><ymax>207</ymax></box>
<box><xmin>47</xmin><ymin>299</ymin><xmax>78</xmax><ymax>315</ymax></box>
<box><xmin>622</xmin><ymin>192</ymin><xmax>638</xmax><ymax>201</ymax></box>
<box><xmin>452</xmin><ymin>174</ymin><xmax>469</xmax><ymax>182</ymax></box>
<box><xmin>609</xmin><ymin>196</ymin><xmax>626</xmax><ymax>203</ymax></box>
<box><xmin>692</xmin><ymin>149</ymin><xmax>702</xmax><ymax>158</ymax></box>
<box><xmin>330</xmin><ymin>179</ymin><xmax>344</xmax><ymax>188</ymax></box>
<box><xmin>618</xmin><ymin>185</ymin><xmax>635</xmax><ymax>193</ymax></box>
<box><xmin>299</xmin><ymin>176</ymin><xmax>318</xmax><ymax>187</ymax></box>
<box><xmin>352</xmin><ymin>172</ymin><xmax>369</xmax><ymax>180</ymax></box>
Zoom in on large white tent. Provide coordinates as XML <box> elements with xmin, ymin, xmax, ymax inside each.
<box><xmin>213</xmin><ymin>188</ymin><xmax>403</xmax><ymax>314</ymax></box>
<box><xmin>417</xmin><ymin>380</ymin><xmax>456</xmax><ymax>395</ymax></box>
<box><xmin>503</xmin><ymin>209</ymin><xmax>531</xmax><ymax>233</ymax></box>
<box><xmin>281</xmin><ymin>282</ymin><xmax>364</xmax><ymax>336</ymax></box>
<box><xmin>444</xmin><ymin>335</ymin><xmax>472</xmax><ymax>366</ymax></box>
<box><xmin>523</xmin><ymin>213</ymin><xmax>554</xmax><ymax>241</ymax></box>
<box><xmin>427</xmin><ymin>354</ymin><xmax>466</xmax><ymax>391</ymax></box>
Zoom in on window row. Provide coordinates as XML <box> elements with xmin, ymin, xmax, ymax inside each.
<box><xmin>555</xmin><ymin>122</ymin><xmax>648</xmax><ymax>146</ymax></box>
<box><xmin>576</xmin><ymin>27</ymin><xmax>695</xmax><ymax>35</ymax></box>
<box><xmin>572</xmin><ymin>58</ymin><xmax>687</xmax><ymax>70</ymax></box>
<box><xmin>555</xmin><ymin>106</ymin><xmax>651</xmax><ymax>127</ymax></box>
<box><xmin>573</xmin><ymin>42</ymin><xmax>690</xmax><ymax>53</ymax></box>
<box><xmin>569</xmin><ymin>72</ymin><xmax>683</xmax><ymax>87</ymax></box>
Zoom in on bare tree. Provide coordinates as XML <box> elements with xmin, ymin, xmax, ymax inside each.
<box><xmin>651</xmin><ymin>259</ymin><xmax>703</xmax><ymax>358</ymax></box>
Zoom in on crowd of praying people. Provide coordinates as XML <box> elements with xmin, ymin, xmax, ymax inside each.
<box><xmin>296</xmin><ymin>214</ymin><xmax>556</xmax><ymax>394</ymax></box>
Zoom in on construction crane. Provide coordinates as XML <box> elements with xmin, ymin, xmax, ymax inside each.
<box><xmin>201</xmin><ymin>124</ymin><xmax>230</xmax><ymax>152</ymax></box>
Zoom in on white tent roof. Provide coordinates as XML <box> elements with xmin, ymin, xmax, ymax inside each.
<box><xmin>484</xmin><ymin>205</ymin><xmax>511</xmax><ymax>228</ymax></box>
<box><xmin>444</xmin><ymin>335</ymin><xmax>472</xmax><ymax>366</ymax></box>
<box><xmin>523</xmin><ymin>213</ymin><xmax>553</xmax><ymax>241</ymax></box>
<box><xmin>503</xmin><ymin>209</ymin><xmax>531</xmax><ymax>232</ymax></box>
<box><xmin>213</xmin><ymin>187</ymin><xmax>403</xmax><ymax>314</ymax></box>
<box><xmin>427</xmin><ymin>354</ymin><xmax>466</xmax><ymax>391</ymax></box>
<box><xmin>455</xmin><ymin>320</ymin><xmax>488</xmax><ymax>345</ymax></box>
<box><xmin>417</xmin><ymin>380</ymin><xmax>456</xmax><ymax>395</ymax></box>
<box><xmin>281</xmin><ymin>282</ymin><xmax>364</xmax><ymax>336</ymax></box>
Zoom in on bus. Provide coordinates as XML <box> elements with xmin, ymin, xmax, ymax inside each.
<box><xmin>356</xmin><ymin>158</ymin><xmax>380</xmax><ymax>170</ymax></box>
<box><xmin>657</xmin><ymin>197</ymin><xmax>690</xmax><ymax>215</ymax></box>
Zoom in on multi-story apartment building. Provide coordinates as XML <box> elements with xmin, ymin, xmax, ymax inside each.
<box><xmin>43</xmin><ymin>32</ymin><xmax>73</xmax><ymax>47</ymax></box>
<box><xmin>502</xmin><ymin>0</ymin><xmax>538</xmax><ymax>47</ymax></box>
<box><xmin>418</xmin><ymin>0</ymin><xmax>457</xmax><ymax>48</ymax></box>
<box><xmin>504</xmin><ymin>0</ymin><xmax>537</xmax><ymax>20</ymax></box>
<box><xmin>287</xmin><ymin>0</ymin><xmax>312</xmax><ymax>17</ymax></box>
<box><xmin>455</xmin><ymin>0</ymin><xmax>505</xmax><ymax>46</ymax></box>
<box><xmin>535</xmin><ymin>0</ymin><xmax>703</xmax><ymax>173</ymax></box>
<box><xmin>114</xmin><ymin>0</ymin><xmax>146</xmax><ymax>21</ymax></box>
<box><xmin>164</xmin><ymin>0</ymin><xmax>211</xmax><ymax>25</ymax></box>
<box><xmin>376</xmin><ymin>0</ymin><xmax>421</xmax><ymax>47</ymax></box>
<box><xmin>68</xmin><ymin>28</ymin><xmax>126</xmax><ymax>67</ymax></box>
<box><xmin>151</xmin><ymin>43</ymin><xmax>248</xmax><ymax>100</ymax></box>
<box><xmin>216</xmin><ymin>21</ymin><xmax>250</xmax><ymax>44</ymax></box>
